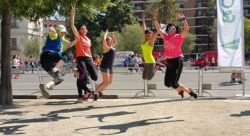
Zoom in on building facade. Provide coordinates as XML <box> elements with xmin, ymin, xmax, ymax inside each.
<box><xmin>43</xmin><ymin>19</ymin><xmax>66</xmax><ymax>35</ymax></box>
<box><xmin>0</xmin><ymin>18</ymin><xmax>44</xmax><ymax>59</ymax></box>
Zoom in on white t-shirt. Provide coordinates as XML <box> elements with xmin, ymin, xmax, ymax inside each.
<box><xmin>12</xmin><ymin>58</ymin><xmax>19</xmax><ymax>67</ymax></box>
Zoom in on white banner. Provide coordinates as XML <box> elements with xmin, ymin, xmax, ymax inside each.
<box><xmin>217</xmin><ymin>0</ymin><xmax>244</xmax><ymax>67</ymax></box>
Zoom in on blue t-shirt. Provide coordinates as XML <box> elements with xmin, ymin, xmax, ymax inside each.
<box><xmin>42</xmin><ymin>33</ymin><xmax>68</xmax><ymax>53</ymax></box>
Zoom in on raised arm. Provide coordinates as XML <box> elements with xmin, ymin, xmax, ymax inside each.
<box><xmin>64</xmin><ymin>38</ymin><xmax>78</xmax><ymax>47</ymax></box>
<box><xmin>70</xmin><ymin>4</ymin><xmax>79</xmax><ymax>39</ymax></box>
<box><xmin>177</xmin><ymin>12</ymin><xmax>189</xmax><ymax>38</ymax></box>
<box><xmin>152</xmin><ymin>9</ymin><xmax>164</xmax><ymax>38</ymax></box>
<box><xmin>110</xmin><ymin>32</ymin><xmax>117</xmax><ymax>47</ymax></box>
<box><xmin>149</xmin><ymin>31</ymin><xmax>159</xmax><ymax>47</ymax></box>
<box><xmin>141</xmin><ymin>13</ymin><xmax>146</xmax><ymax>32</ymax></box>
<box><xmin>102</xmin><ymin>30</ymin><xmax>110</xmax><ymax>53</ymax></box>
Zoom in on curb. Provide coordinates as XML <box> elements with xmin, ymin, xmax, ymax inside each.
<box><xmin>13</xmin><ymin>95</ymin><xmax>118</xmax><ymax>99</ymax></box>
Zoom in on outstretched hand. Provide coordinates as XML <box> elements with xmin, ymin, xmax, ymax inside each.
<box><xmin>110</xmin><ymin>32</ymin><xmax>115</xmax><ymax>37</ymax></box>
<box><xmin>71</xmin><ymin>3</ymin><xmax>76</xmax><ymax>16</ymax></box>
<box><xmin>152</xmin><ymin>9</ymin><xmax>158</xmax><ymax>19</ymax></box>
<box><xmin>176</xmin><ymin>12</ymin><xmax>185</xmax><ymax>20</ymax></box>
<box><xmin>105</xmin><ymin>29</ymin><xmax>109</xmax><ymax>34</ymax></box>
<box><xmin>142</xmin><ymin>12</ymin><xmax>146</xmax><ymax>20</ymax></box>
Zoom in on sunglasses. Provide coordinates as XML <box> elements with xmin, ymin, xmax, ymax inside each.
<box><xmin>168</xmin><ymin>26</ymin><xmax>176</xmax><ymax>31</ymax></box>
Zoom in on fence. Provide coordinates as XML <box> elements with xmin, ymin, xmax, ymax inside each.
<box><xmin>13</xmin><ymin>65</ymin><xmax>250</xmax><ymax>98</ymax></box>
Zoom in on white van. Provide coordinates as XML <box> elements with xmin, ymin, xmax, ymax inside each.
<box><xmin>113</xmin><ymin>51</ymin><xmax>134</xmax><ymax>67</ymax></box>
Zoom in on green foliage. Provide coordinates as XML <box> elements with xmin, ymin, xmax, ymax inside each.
<box><xmin>244</xmin><ymin>18</ymin><xmax>250</xmax><ymax>52</ymax></box>
<box><xmin>57</xmin><ymin>0</ymin><xmax>110</xmax><ymax>20</ymax></box>
<box><xmin>24</xmin><ymin>38</ymin><xmax>41</xmax><ymax>58</ymax></box>
<box><xmin>98</xmin><ymin>0</ymin><xmax>136</xmax><ymax>32</ymax></box>
<box><xmin>116</xmin><ymin>24</ymin><xmax>144</xmax><ymax>54</ymax></box>
<box><xmin>0</xmin><ymin>0</ymin><xmax>57</xmax><ymax>21</ymax></box>
<box><xmin>147</xmin><ymin>0</ymin><xmax>180</xmax><ymax>23</ymax></box>
<box><xmin>182</xmin><ymin>33</ymin><xmax>196</xmax><ymax>53</ymax></box>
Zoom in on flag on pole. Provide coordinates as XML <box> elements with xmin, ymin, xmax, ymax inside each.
<box><xmin>217</xmin><ymin>0</ymin><xmax>244</xmax><ymax>67</ymax></box>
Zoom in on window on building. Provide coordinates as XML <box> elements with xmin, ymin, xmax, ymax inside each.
<box><xmin>11</xmin><ymin>38</ymin><xmax>18</xmax><ymax>51</ymax></box>
<box><xmin>244</xmin><ymin>9</ymin><xmax>250</xmax><ymax>15</ymax></box>
<box><xmin>44</xmin><ymin>24</ymin><xmax>47</xmax><ymax>28</ymax></box>
<box><xmin>196</xmin><ymin>1</ymin><xmax>202</xmax><ymax>7</ymax></box>
<box><xmin>244</xmin><ymin>0</ymin><xmax>250</xmax><ymax>5</ymax></box>
<box><xmin>10</xmin><ymin>19</ymin><xmax>19</xmax><ymax>28</ymax></box>
<box><xmin>197</xmin><ymin>10</ymin><xmax>202</xmax><ymax>16</ymax></box>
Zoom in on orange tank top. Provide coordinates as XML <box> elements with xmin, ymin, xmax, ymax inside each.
<box><xmin>76</xmin><ymin>35</ymin><xmax>92</xmax><ymax>58</ymax></box>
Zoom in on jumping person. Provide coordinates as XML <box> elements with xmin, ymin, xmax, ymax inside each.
<box><xmin>141</xmin><ymin>13</ymin><xmax>158</xmax><ymax>81</ymax></box>
<box><xmin>71</xmin><ymin>5</ymin><xmax>98</xmax><ymax>103</ymax></box>
<box><xmin>94</xmin><ymin>30</ymin><xmax>117</xmax><ymax>101</ymax></box>
<box><xmin>152</xmin><ymin>10</ymin><xmax>197</xmax><ymax>99</ymax></box>
<box><xmin>39</xmin><ymin>25</ymin><xmax>77</xmax><ymax>98</ymax></box>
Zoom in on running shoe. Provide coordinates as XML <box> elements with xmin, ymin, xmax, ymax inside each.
<box><xmin>39</xmin><ymin>84</ymin><xmax>50</xmax><ymax>98</ymax></box>
<box><xmin>75</xmin><ymin>98</ymin><xmax>84</xmax><ymax>103</ymax></box>
<box><xmin>92</xmin><ymin>92</ymin><xmax>99</xmax><ymax>101</ymax></box>
<box><xmin>83</xmin><ymin>92</ymin><xmax>93</xmax><ymax>101</ymax></box>
<box><xmin>189</xmin><ymin>88</ymin><xmax>197</xmax><ymax>99</ymax></box>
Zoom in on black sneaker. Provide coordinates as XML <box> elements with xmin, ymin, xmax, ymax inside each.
<box><xmin>54</xmin><ymin>76</ymin><xmax>64</xmax><ymax>85</ymax></box>
<box><xmin>92</xmin><ymin>92</ymin><xmax>99</xmax><ymax>101</ymax></box>
<box><xmin>99</xmin><ymin>92</ymin><xmax>103</xmax><ymax>98</ymax></box>
<box><xmin>39</xmin><ymin>84</ymin><xmax>50</xmax><ymax>98</ymax></box>
<box><xmin>189</xmin><ymin>88</ymin><xmax>197</xmax><ymax>99</ymax></box>
<box><xmin>50</xmin><ymin>70</ymin><xmax>59</xmax><ymax>79</ymax></box>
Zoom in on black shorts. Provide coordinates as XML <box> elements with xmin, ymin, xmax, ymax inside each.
<box><xmin>100</xmin><ymin>67</ymin><xmax>113</xmax><ymax>74</ymax></box>
<box><xmin>164</xmin><ymin>57</ymin><xmax>183</xmax><ymax>89</ymax></box>
<box><xmin>40</xmin><ymin>52</ymin><xmax>66</xmax><ymax>72</ymax></box>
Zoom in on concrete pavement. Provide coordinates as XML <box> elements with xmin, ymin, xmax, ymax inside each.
<box><xmin>1</xmin><ymin>99</ymin><xmax>250</xmax><ymax>136</ymax></box>
<box><xmin>11</xmin><ymin>69</ymin><xmax>250</xmax><ymax>99</ymax></box>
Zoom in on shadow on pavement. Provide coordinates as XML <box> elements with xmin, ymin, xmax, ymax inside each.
<box><xmin>42</xmin><ymin>106</ymin><xmax>94</xmax><ymax>117</ymax></box>
<box><xmin>2</xmin><ymin>114</ymin><xmax>69</xmax><ymax>125</ymax></box>
<box><xmin>219</xmin><ymin>82</ymin><xmax>241</xmax><ymax>86</ymax></box>
<box><xmin>44</xmin><ymin>100</ymin><xmax>77</xmax><ymax>105</ymax></box>
<box><xmin>75</xmin><ymin>116</ymin><xmax>184</xmax><ymax>135</ymax></box>
<box><xmin>0</xmin><ymin>125</ymin><xmax>27</xmax><ymax>135</ymax></box>
<box><xmin>42</xmin><ymin>98</ymin><xmax>228</xmax><ymax>117</ymax></box>
<box><xmin>83</xmin><ymin>111</ymin><xmax>136</xmax><ymax>122</ymax></box>
<box><xmin>230</xmin><ymin>110</ymin><xmax>250</xmax><ymax>117</ymax></box>
<box><xmin>0</xmin><ymin>111</ymin><xmax>29</xmax><ymax>116</ymax></box>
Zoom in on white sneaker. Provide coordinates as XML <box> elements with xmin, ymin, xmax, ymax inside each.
<box><xmin>39</xmin><ymin>84</ymin><xmax>50</xmax><ymax>98</ymax></box>
<box><xmin>75</xmin><ymin>98</ymin><xmax>84</xmax><ymax>103</ymax></box>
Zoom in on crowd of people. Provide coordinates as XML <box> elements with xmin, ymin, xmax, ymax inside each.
<box><xmin>11</xmin><ymin>55</ymin><xmax>41</xmax><ymax>79</ymax></box>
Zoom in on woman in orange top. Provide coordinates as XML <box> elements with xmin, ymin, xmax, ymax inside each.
<box><xmin>71</xmin><ymin>5</ymin><xmax>98</xmax><ymax>103</ymax></box>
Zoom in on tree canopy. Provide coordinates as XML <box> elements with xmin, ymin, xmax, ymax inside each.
<box><xmin>0</xmin><ymin>0</ymin><xmax>110</xmax><ymax>105</ymax></box>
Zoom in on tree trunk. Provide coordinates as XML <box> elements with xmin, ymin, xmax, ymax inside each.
<box><xmin>0</xmin><ymin>6</ymin><xmax>13</xmax><ymax>105</ymax></box>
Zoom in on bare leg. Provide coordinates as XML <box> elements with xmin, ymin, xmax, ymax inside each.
<box><xmin>96</xmin><ymin>72</ymin><xmax>111</xmax><ymax>93</ymax></box>
<box><xmin>54</xmin><ymin>60</ymin><xmax>65</xmax><ymax>70</ymax></box>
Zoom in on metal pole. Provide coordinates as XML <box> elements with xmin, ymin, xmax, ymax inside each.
<box><xmin>201</xmin><ymin>67</ymin><xmax>204</xmax><ymax>96</ymax></box>
<box><xmin>241</xmin><ymin>1</ymin><xmax>246</xmax><ymax>96</ymax></box>
<box><xmin>144</xmin><ymin>80</ymin><xmax>148</xmax><ymax>96</ymax></box>
<box><xmin>198</xmin><ymin>68</ymin><xmax>201</xmax><ymax>96</ymax></box>
<box><xmin>242</xmin><ymin>67</ymin><xmax>245</xmax><ymax>96</ymax></box>
<box><xmin>143</xmin><ymin>80</ymin><xmax>146</xmax><ymax>96</ymax></box>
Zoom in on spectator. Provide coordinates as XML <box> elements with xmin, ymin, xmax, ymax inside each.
<box><xmin>11</xmin><ymin>54</ymin><xmax>20</xmax><ymax>79</ymax></box>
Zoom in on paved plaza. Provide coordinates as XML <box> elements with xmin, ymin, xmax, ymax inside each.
<box><xmin>1</xmin><ymin>99</ymin><xmax>250</xmax><ymax>136</ymax></box>
<box><xmin>1</xmin><ymin>68</ymin><xmax>250</xmax><ymax>136</ymax></box>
